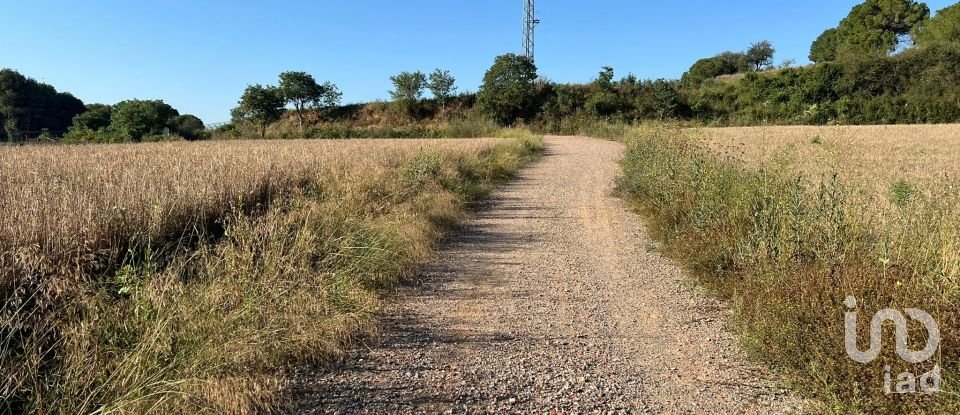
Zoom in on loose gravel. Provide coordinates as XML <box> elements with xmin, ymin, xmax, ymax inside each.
<box><xmin>287</xmin><ymin>136</ymin><xmax>809</xmax><ymax>414</ymax></box>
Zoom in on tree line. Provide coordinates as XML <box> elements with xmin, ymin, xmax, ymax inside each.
<box><xmin>472</xmin><ymin>0</ymin><xmax>960</xmax><ymax>130</ymax></box>
<box><xmin>6</xmin><ymin>0</ymin><xmax>960</xmax><ymax>141</ymax></box>
<box><xmin>233</xmin><ymin>72</ymin><xmax>342</xmax><ymax>138</ymax></box>
<box><xmin>0</xmin><ymin>69</ymin><xmax>85</xmax><ymax>141</ymax></box>
<box><xmin>0</xmin><ymin>69</ymin><xmax>208</xmax><ymax>142</ymax></box>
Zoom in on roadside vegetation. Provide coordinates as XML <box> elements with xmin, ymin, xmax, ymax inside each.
<box><xmin>614</xmin><ymin>124</ymin><xmax>959</xmax><ymax>413</ymax></box>
<box><xmin>0</xmin><ymin>134</ymin><xmax>542</xmax><ymax>414</ymax></box>
<box><xmin>3</xmin><ymin>0</ymin><xmax>960</xmax><ymax>412</ymax></box>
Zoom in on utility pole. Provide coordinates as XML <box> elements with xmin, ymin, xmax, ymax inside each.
<box><xmin>523</xmin><ymin>0</ymin><xmax>540</xmax><ymax>61</ymax></box>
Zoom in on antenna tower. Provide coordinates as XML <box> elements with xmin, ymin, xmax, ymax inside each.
<box><xmin>523</xmin><ymin>0</ymin><xmax>540</xmax><ymax>61</ymax></box>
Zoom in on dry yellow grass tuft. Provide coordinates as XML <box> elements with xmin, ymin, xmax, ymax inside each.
<box><xmin>0</xmin><ymin>135</ymin><xmax>542</xmax><ymax>414</ymax></box>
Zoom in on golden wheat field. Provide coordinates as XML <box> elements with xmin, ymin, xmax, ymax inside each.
<box><xmin>697</xmin><ymin>124</ymin><xmax>960</xmax><ymax>202</ymax></box>
<box><xmin>0</xmin><ymin>138</ymin><xmax>502</xmax><ymax>253</ymax></box>
<box><xmin>697</xmin><ymin>123</ymin><xmax>960</xmax><ymax>302</ymax></box>
<box><xmin>0</xmin><ymin>135</ymin><xmax>542</xmax><ymax>414</ymax></box>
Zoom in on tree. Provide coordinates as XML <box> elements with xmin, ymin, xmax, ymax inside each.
<box><xmin>810</xmin><ymin>28</ymin><xmax>841</xmax><ymax>63</ymax></box>
<box><xmin>651</xmin><ymin>79</ymin><xmax>680</xmax><ymax>120</ymax></box>
<box><xmin>682</xmin><ymin>52</ymin><xmax>747</xmax><ymax>85</ymax></box>
<box><xmin>477</xmin><ymin>53</ymin><xmax>538</xmax><ymax>125</ymax></box>
<box><xmin>316</xmin><ymin>81</ymin><xmax>342</xmax><ymax>113</ymax></box>
<box><xmin>389</xmin><ymin>71</ymin><xmax>427</xmax><ymax>117</ymax></box>
<box><xmin>169</xmin><ymin>114</ymin><xmax>206</xmax><ymax>140</ymax></box>
<box><xmin>278</xmin><ymin>71</ymin><xmax>322</xmax><ymax>131</ymax></box>
<box><xmin>810</xmin><ymin>0</ymin><xmax>929</xmax><ymax>62</ymax></box>
<box><xmin>746</xmin><ymin>41</ymin><xmax>776</xmax><ymax>70</ymax></box>
<box><xmin>914</xmin><ymin>3</ymin><xmax>960</xmax><ymax>46</ymax></box>
<box><xmin>71</xmin><ymin>104</ymin><xmax>112</xmax><ymax>131</ymax></box>
<box><xmin>595</xmin><ymin>66</ymin><xmax>616</xmax><ymax>91</ymax></box>
<box><xmin>278</xmin><ymin>71</ymin><xmax>341</xmax><ymax>131</ymax></box>
<box><xmin>110</xmin><ymin>99</ymin><xmax>179</xmax><ymax>141</ymax></box>
<box><xmin>0</xmin><ymin>68</ymin><xmax>86</xmax><ymax>139</ymax></box>
<box><xmin>233</xmin><ymin>85</ymin><xmax>285</xmax><ymax>138</ymax></box>
<box><xmin>427</xmin><ymin>69</ymin><xmax>457</xmax><ymax>108</ymax></box>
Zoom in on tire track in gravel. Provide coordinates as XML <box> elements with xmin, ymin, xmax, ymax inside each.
<box><xmin>287</xmin><ymin>136</ymin><xmax>808</xmax><ymax>414</ymax></box>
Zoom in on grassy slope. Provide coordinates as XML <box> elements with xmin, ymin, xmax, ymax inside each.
<box><xmin>614</xmin><ymin>125</ymin><xmax>959</xmax><ymax>414</ymax></box>
<box><xmin>1</xmin><ymin>134</ymin><xmax>543</xmax><ymax>414</ymax></box>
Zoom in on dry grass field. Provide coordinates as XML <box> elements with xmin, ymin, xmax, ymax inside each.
<box><xmin>699</xmin><ymin>124</ymin><xmax>960</xmax><ymax>203</ymax></box>
<box><xmin>617</xmin><ymin>124</ymin><xmax>960</xmax><ymax>413</ymax></box>
<box><xmin>0</xmin><ymin>134</ymin><xmax>542</xmax><ymax>414</ymax></box>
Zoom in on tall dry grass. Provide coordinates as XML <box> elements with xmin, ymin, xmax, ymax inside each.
<box><xmin>617</xmin><ymin>124</ymin><xmax>960</xmax><ymax>413</ymax></box>
<box><xmin>699</xmin><ymin>124</ymin><xmax>960</xmax><ymax>203</ymax></box>
<box><xmin>0</xmin><ymin>134</ymin><xmax>543</xmax><ymax>414</ymax></box>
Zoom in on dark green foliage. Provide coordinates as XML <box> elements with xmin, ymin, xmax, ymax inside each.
<box><xmin>595</xmin><ymin>66</ymin><xmax>616</xmax><ymax>91</ymax></box>
<box><xmin>66</xmin><ymin>101</ymin><xmax>192</xmax><ymax>143</ymax></box>
<box><xmin>914</xmin><ymin>3</ymin><xmax>960</xmax><ymax>46</ymax></box>
<box><xmin>110</xmin><ymin>99</ymin><xmax>179</xmax><ymax>141</ymax></box>
<box><xmin>427</xmin><ymin>69</ymin><xmax>457</xmax><ymax>107</ymax></box>
<box><xmin>278</xmin><ymin>71</ymin><xmax>342</xmax><ymax>130</ymax></box>
<box><xmin>810</xmin><ymin>28</ymin><xmax>841</xmax><ymax>63</ymax></box>
<box><xmin>678</xmin><ymin>41</ymin><xmax>960</xmax><ymax>126</ymax></box>
<box><xmin>746</xmin><ymin>41</ymin><xmax>776</xmax><ymax>70</ymax></box>
<box><xmin>233</xmin><ymin>85</ymin><xmax>286</xmax><ymax>138</ymax></box>
<box><xmin>650</xmin><ymin>79</ymin><xmax>680</xmax><ymax>120</ymax></box>
<box><xmin>169</xmin><ymin>114</ymin><xmax>207</xmax><ymax>140</ymax></box>
<box><xmin>586</xmin><ymin>67</ymin><xmax>623</xmax><ymax>117</ymax></box>
<box><xmin>390</xmin><ymin>71</ymin><xmax>427</xmax><ymax>119</ymax></box>
<box><xmin>524</xmin><ymin>33</ymin><xmax>960</xmax><ymax>130</ymax></box>
<box><xmin>682</xmin><ymin>51</ymin><xmax>750</xmax><ymax>85</ymax></box>
<box><xmin>0</xmin><ymin>69</ymin><xmax>86</xmax><ymax>140</ymax></box>
<box><xmin>811</xmin><ymin>0</ymin><xmax>929</xmax><ymax>62</ymax></box>
<box><xmin>477</xmin><ymin>54</ymin><xmax>539</xmax><ymax>125</ymax></box>
<box><xmin>72</xmin><ymin>104</ymin><xmax>112</xmax><ymax>131</ymax></box>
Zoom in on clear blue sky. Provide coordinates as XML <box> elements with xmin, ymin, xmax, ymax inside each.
<box><xmin>1</xmin><ymin>0</ymin><xmax>955</xmax><ymax>123</ymax></box>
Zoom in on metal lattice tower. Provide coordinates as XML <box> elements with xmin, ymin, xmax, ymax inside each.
<box><xmin>523</xmin><ymin>0</ymin><xmax>540</xmax><ymax>61</ymax></box>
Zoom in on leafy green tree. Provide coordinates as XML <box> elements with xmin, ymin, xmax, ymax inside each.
<box><xmin>810</xmin><ymin>28</ymin><xmax>841</xmax><ymax>63</ymax></box>
<box><xmin>169</xmin><ymin>114</ymin><xmax>206</xmax><ymax>140</ymax></box>
<box><xmin>595</xmin><ymin>66</ymin><xmax>616</xmax><ymax>91</ymax></box>
<box><xmin>811</xmin><ymin>0</ymin><xmax>929</xmax><ymax>62</ymax></box>
<box><xmin>746</xmin><ymin>41</ymin><xmax>776</xmax><ymax>70</ymax></box>
<box><xmin>390</xmin><ymin>71</ymin><xmax>427</xmax><ymax>117</ymax></box>
<box><xmin>585</xmin><ymin>66</ymin><xmax>620</xmax><ymax>117</ymax></box>
<box><xmin>477</xmin><ymin>53</ymin><xmax>539</xmax><ymax>125</ymax></box>
<box><xmin>682</xmin><ymin>52</ymin><xmax>747</xmax><ymax>85</ymax></box>
<box><xmin>542</xmin><ymin>83</ymin><xmax>587</xmax><ymax>122</ymax></box>
<box><xmin>71</xmin><ymin>104</ymin><xmax>112</xmax><ymax>131</ymax></box>
<box><xmin>278</xmin><ymin>71</ymin><xmax>341</xmax><ymax>131</ymax></box>
<box><xmin>110</xmin><ymin>99</ymin><xmax>179</xmax><ymax>141</ymax></box>
<box><xmin>651</xmin><ymin>79</ymin><xmax>680</xmax><ymax>120</ymax></box>
<box><xmin>233</xmin><ymin>85</ymin><xmax>286</xmax><ymax>138</ymax></box>
<box><xmin>914</xmin><ymin>3</ymin><xmax>960</xmax><ymax>46</ymax></box>
<box><xmin>427</xmin><ymin>69</ymin><xmax>457</xmax><ymax>108</ymax></box>
<box><xmin>0</xmin><ymin>68</ymin><xmax>86</xmax><ymax>139</ymax></box>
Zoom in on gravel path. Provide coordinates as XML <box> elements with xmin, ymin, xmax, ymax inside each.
<box><xmin>288</xmin><ymin>136</ymin><xmax>807</xmax><ymax>414</ymax></box>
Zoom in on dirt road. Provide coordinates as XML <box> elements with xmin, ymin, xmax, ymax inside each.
<box><xmin>289</xmin><ymin>136</ymin><xmax>805</xmax><ymax>414</ymax></box>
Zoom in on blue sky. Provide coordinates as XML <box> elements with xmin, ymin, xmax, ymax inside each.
<box><xmin>1</xmin><ymin>0</ymin><xmax>954</xmax><ymax>123</ymax></box>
